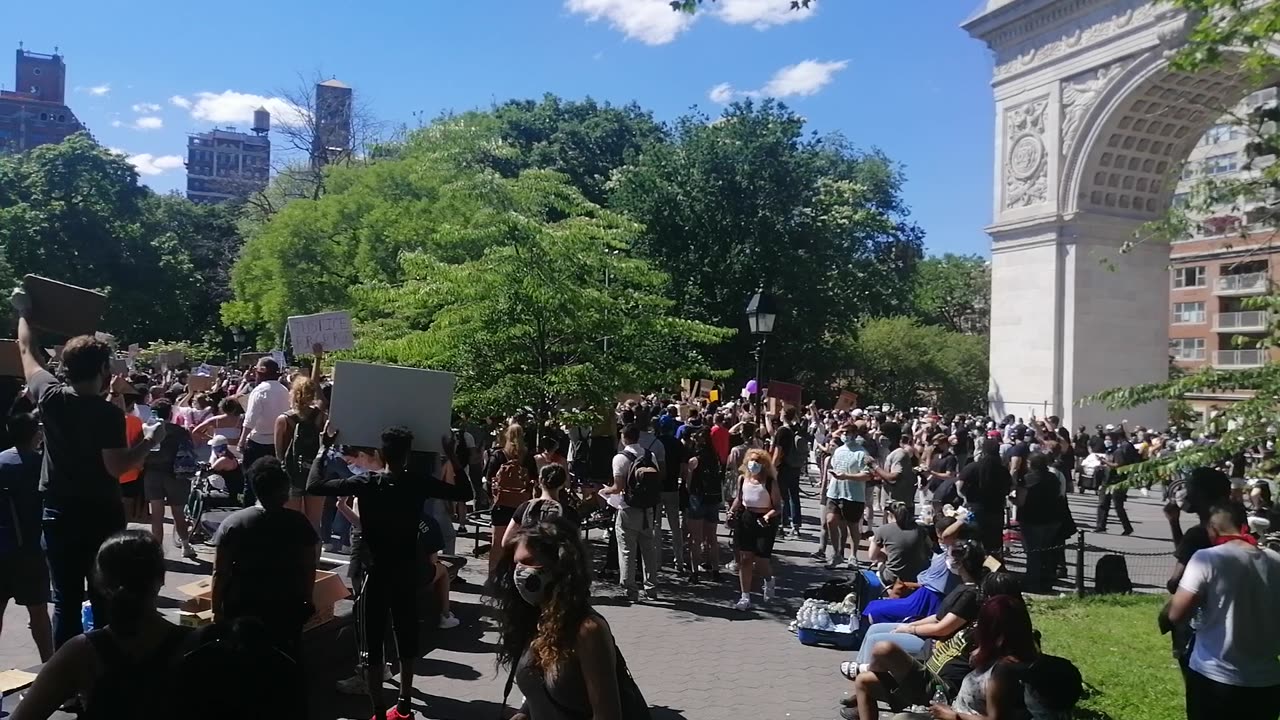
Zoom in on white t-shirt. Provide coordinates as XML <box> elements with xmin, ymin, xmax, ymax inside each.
<box><xmin>1178</xmin><ymin>543</ymin><xmax>1280</xmax><ymax>687</ymax></box>
<box><xmin>241</xmin><ymin>380</ymin><xmax>291</xmax><ymax>445</ymax></box>
<box><xmin>612</xmin><ymin>443</ymin><xmax>649</xmax><ymax>487</ymax></box>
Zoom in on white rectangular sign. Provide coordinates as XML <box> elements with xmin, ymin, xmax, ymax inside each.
<box><xmin>287</xmin><ymin>311</ymin><xmax>355</xmax><ymax>355</ymax></box>
<box><xmin>328</xmin><ymin>361</ymin><xmax>455</xmax><ymax>452</ymax></box>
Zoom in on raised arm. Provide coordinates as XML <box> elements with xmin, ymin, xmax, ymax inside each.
<box><xmin>11</xmin><ymin>292</ymin><xmax>46</xmax><ymax>383</ymax></box>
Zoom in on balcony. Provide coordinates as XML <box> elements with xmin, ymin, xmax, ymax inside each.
<box><xmin>1214</xmin><ymin>311</ymin><xmax>1271</xmax><ymax>333</ymax></box>
<box><xmin>1215</xmin><ymin>272</ymin><xmax>1270</xmax><ymax>296</ymax></box>
<box><xmin>1213</xmin><ymin>349</ymin><xmax>1267</xmax><ymax>368</ymax></box>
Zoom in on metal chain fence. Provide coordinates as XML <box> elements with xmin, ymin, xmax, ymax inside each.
<box><xmin>1001</xmin><ymin>530</ymin><xmax>1174</xmax><ymax>595</ymax></box>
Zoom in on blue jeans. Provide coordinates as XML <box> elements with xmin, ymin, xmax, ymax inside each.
<box><xmin>778</xmin><ymin>466</ymin><xmax>802</xmax><ymax>529</ymax></box>
<box><xmin>855</xmin><ymin>621</ymin><xmax>930</xmax><ymax>665</ymax></box>
<box><xmin>43</xmin><ymin>503</ymin><xmax>125</xmax><ymax>648</ymax></box>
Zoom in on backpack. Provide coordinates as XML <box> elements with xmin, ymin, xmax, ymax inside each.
<box><xmin>688</xmin><ymin>453</ymin><xmax>723</xmax><ymax>503</ymax></box>
<box><xmin>621</xmin><ymin>449</ymin><xmax>662</xmax><ymax>510</ymax></box>
<box><xmin>283</xmin><ymin>411</ymin><xmax>321</xmax><ymax>483</ymax></box>
<box><xmin>1019</xmin><ymin>654</ymin><xmax>1084</xmax><ymax>714</ymax></box>
<box><xmin>785</xmin><ymin>423</ymin><xmax>809</xmax><ymax>470</ymax></box>
<box><xmin>520</xmin><ymin>497</ymin><xmax>564</xmax><ymax>529</ymax></box>
<box><xmin>1094</xmin><ymin>554</ymin><xmax>1132</xmax><ymax>594</ymax></box>
<box><xmin>172</xmin><ymin>432</ymin><xmax>199</xmax><ymax>477</ymax></box>
<box><xmin>491</xmin><ymin>454</ymin><xmax>533</xmax><ymax>509</ymax></box>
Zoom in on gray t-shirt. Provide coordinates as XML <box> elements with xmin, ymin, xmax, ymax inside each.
<box><xmin>874</xmin><ymin>521</ymin><xmax>932</xmax><ymax>583</ymax></box>
<box><xmin>884</xmin><ymin>447</ymin><xmax>918</xmax><ymax>504</ymax></box>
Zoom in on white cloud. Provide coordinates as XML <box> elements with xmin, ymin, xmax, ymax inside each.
<box><xmin>132</xmin><ymin>116</ymin><xmax>163</xmax><ymax>131</ymax></box>
<box><xmin>714</xmin><ymin>0</ymin><xmax>815</xmax><ymax>28</ymax></box>
<box><xmin>87</xmin><ymin>84</ymin><xmax>111</xmax><ymax>96</ymax></box>
<box><xmin>131</xmin><ymin>102</ymin><xmax>161</xmax><ymax>113</ymax></box>
<box><xmin>708</xmin><ymin>82</ymin><xmax>736</xmax><ymax>104</ymax></box>
<box><xmin>110</xmin><ymin>120</ymin><xmax>123</xmax><ymax>128</ymax></box>
<box><xmin>708</xmin><ymin>58</ymin><xmax>848</xmax><ymax>105</ymax></box>
<box><xmin>563</xmin><ymin>0</ymin><xmax>697</xmax><ymax>45</ymax></box>
<box><xmin>106</xmin><ymin>147</ymin><xmax>128</xmax><ymax>156</ymax></box>
<box><xmin>185</xmin><ymin>90</ymin><xmax>305</xmax><ymax>126</ymax></box>
<box><xmin>762</xmin><ymin>59</ymin><xmax>848</xmax><ymax>97</ymax></box>
<box><xmin>127</xmin><ymin>153</ymin><xmax>184</xmax><ymax>176</ymax></box>
<box><xmin>170</xmin><ymin>95</ymin><xmax>192</xmax><ymax>109</ymax></box>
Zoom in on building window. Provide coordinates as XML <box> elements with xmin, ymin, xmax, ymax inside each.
<box><xmin>1173</xmin><ymin>266</ymin><xmax>1206</xmax><ymax>289</ymax></box>
<box><xmin>1170</xmin><ymin>338</ymin><xmax>1206</xmax><ymax>361</ymax></box>
<box><xmin>1204</xmin><ymin>153</ymin><xmax>1239</xmax><ymax>176</ymax></box>
<box><xmin>1173</xmin><ymin>301</ymin><xmax>1206</xmax><ymax>324</ymax></box>
<box><xmin>1181</xmin><ymin>164</ymin><xmax>1198</xmax><ymax>180</ymax></box>
<box><xmin>1202</xmin><ymin>123</ymin><xmax>1243</xmax><ymax>146</ymax></box>
<box><xmin>1172</xmin><ymin>192</ymin><xmax>1190</xmax><ymax>209</ymax></box>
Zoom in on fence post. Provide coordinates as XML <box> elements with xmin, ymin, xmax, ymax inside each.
<box><xmin>1074</xmin><ymin>530</ymin><xmax>1086</xmax><ymax>597</ymax></box>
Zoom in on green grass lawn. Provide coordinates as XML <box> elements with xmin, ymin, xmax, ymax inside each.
<box><xmin>1030</xmin><ymin>594</ymin><xmax>1182</xmax><ymax>720</ymax></box>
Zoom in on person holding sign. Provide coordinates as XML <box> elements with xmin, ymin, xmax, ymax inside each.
<box><xmin>10</xmin><ymin>288</ymin><xmax>166</xmax><ymax>649</ymax></box>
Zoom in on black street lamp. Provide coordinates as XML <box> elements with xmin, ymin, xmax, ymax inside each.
<box><xmin>230</xmin><ymin>326</ymin><xmax>246</xmax><ymax>365</ymax></box>
<box><xmin>745</xmin><ymin>289</ymin><xmax>776</xmax><ymax>419</ymax></box>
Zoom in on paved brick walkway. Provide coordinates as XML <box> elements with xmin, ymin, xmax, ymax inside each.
<box><xmin>0</xmin><ymin>481</ymin><xmax>1180</xmax><ymax>719</ymax></box>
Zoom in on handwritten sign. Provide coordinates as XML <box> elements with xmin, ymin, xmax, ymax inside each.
<box><xmin>835</xmin><ymin>390</ymin><xmax>859</xmax><ymax>412</ymax></box>
<box><xmin>768</xmin><ymin>380</ymin><xmax>803</xmax><ymax>408</ymax></box>
<box><xmin>287</xmin><ymin>311</ymin><xmax>354</xmax><ymax>354</ymax></box>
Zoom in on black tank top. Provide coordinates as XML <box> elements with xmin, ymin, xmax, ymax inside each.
<box><xmin>82</xmin><ymin>624</ymin><xmax>189</xmax><ymax>720</ymax></box>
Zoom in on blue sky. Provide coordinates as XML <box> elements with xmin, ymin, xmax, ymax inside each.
<box><xmin>4</xmin><ymin>0</ymin><xmax>995</xmax><ymax>255</ymax></box>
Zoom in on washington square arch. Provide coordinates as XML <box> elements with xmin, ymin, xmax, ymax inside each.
<box><xmin>963</xmin><ymin>0</ymin><xmax>1274</xmax><ymax>430</ymax></box>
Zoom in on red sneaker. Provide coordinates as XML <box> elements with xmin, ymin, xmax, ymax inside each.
<box><xmin>376</xmin><ymin>708</ymin><xmax>413</xmax><ymax>720</ymax></box>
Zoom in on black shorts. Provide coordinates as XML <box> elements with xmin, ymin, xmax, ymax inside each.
<box><xmin>735</xmin><ymin>511</ymin><xmax>779</xmax><ymax>558</ymax></box>
<box><xmin>491</xmin><ymin>504</ymin><xmax>516</xmax><ymax>528</ymax></box>
<box><xmin>0</xmin><ymin>549</ymin><xmax>51</xmax><ymax>606</ymax></box>
<box><xmin>826</xmin><ymin>498</ymin><xmax>865</xmax><ymax>524</ymax></box>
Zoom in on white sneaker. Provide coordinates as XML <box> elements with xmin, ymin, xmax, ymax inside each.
<box><xmin>763</xmin><ymin>577</ymin><xmax>776</xmax><ymax>601</ymax></box>
<box><xmin>726</xmin><ymin>561</ymin><xmax>738</xmax><ymax>573</ymax></box>
<box><xmin>171</xmin><ymin>533</ymin><xmax>182</xmax><ymax>549</ymax></box>
<box><xmin>182</xmin><ymin>540</ymin><xmax>197</xmax><ymax>560</ymax></box>
<box><xmin>438</xmin><ymin>612</ymin><xmax>460</xmax><ymax>629</ymax></box>
<box><xmin>734</xmin><ymin>595</ymin><xmax>753</xmax><ymax>611</ymax></box>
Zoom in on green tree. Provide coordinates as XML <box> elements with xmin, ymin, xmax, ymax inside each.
<box><xmin>1092</xmin><ymin>0</ymin><xmax>1280</xmax><ymax>484</ymax></box>
<box><xmin>349</xmin><ymin>168</ymin><xmax>730</xmax><ymax>420</ymax></box>
<box><xmin>0</xmin><ymin>134</ymin><xmax>198</xmax><ymax>341</ymax></box>
<box><xmin>610</xmin><ymin>99</ymin><xmax>923</xmax><ymax>388</ymax></box>
<box><xmin>846</xmin><ymin>316</ymin><xmax>988</xmax><ymax>414</ymax></box>
<box><xmin>911</xmin><ymin>254</ymin><xmax>990</xmax><ymax>335</ymax></box>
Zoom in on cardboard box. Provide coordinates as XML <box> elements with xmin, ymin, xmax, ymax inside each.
<box><xmin>177</xmin><ymin>571</ymin><xmax>349</xmax><ymax>632</ymax></box>
<box><xmin>178</xmin><ymin>609</ymin><xmax>215</xmax><ymax>628</ymax></box>
<box><xmin>22</xmin><ymin>275</ymin><xmax>107</xmax><ymax>338</ymax></box>
<box><xmin>329</xmin><ymin>362</ymin><xmax>455</xmax><ymax>452</ymax></box>
<box><xmin>0</xmin><ymin>668</ymin><xmax>37</xmax><ymax>695</ymax></box>
<box><xmin>835</xmin><ymin>390</ymin><xmax>858</xmax><ymax>412</ymax></box>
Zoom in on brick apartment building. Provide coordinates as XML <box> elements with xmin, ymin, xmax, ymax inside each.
<box><xmin>0</xmin><ymin>46</ymin><xmax>84</xmax><ymax>153</ymax></box>
<box><xmin>1168</xmin><ymin>86</ymin><xmax>1279</xmax><ymax>420</ymax></box>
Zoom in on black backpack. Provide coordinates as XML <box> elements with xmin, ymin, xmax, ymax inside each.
<box><xmin>1094</xmin><ymin>554</ymin><xmax>1133</xmax><ymax>594</ymax></box>
<box><xmin>622</xmin><ymin>449</ymin><xmax>662</xmax><ymax>510</ymax></box>
<box><xmin>1019</xmin><ymin>654</ymin><xmax>1084</xmax><ymax>713</ymax></box>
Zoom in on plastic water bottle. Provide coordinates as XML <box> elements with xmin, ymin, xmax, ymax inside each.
<box><xmin>81</xmin><ymin>600</ymin><xmax>94</xmax><ymax>632</ymax></box>
<box><xmin>931</xmin><ymin>682</ymin><xmax>948</xmax><ymax>706</ymax></box>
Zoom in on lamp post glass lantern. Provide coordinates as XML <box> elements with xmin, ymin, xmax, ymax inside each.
<box><xmin>745</xmin><ymin>290</ymin><xmax>776</xmax><ymax>419</ymax></box>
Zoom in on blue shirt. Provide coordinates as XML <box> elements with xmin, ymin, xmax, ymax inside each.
<box><xmin>827</xmin><ymin>445</ymin><xmax>867</xmax><ymax>502</ymax></box>
<box><xmin>917</xmin><ymin>550</ymin><xmax>960</xmax><ymax>594</ymax></box>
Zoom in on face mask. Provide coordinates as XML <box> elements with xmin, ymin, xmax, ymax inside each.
<box><xmin>212</xmin><ymin>445</ymin><xmax>228</xmax><ymax>456</ymax></box>
<box><xmin>347</xmin><ymin>462</ymin><xmax>363</xmax><ymax>475</ymax></box>
<box><xmin>513</xmin><ymin>563</ymin><xmax>551</xmax><ymax>606</ymax></box>
<box><xmin>747</xmin><ymin>461</ymin><xmax>763</xmax><ymax>475</ymax></box>
<box><xmin>945</xmin><ymin>556</ymin><xmax>957</xmax><ymax>574</ymax></box>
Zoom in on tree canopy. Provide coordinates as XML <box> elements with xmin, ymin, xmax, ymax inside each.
<box><xmin>911</xmin><ymin>254</ymin><xmax>990</xmax><ymax>336</ymax></box>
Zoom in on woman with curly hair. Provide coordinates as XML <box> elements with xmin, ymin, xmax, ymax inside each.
<box><xmin>728</xmin><ymin>447</ymin><xmax>783</xmax><ymax>611</ymax></box>
<box><xmin>491</xmin><ymin>516</ymin><xmax>626</xmax><ymax>720</ymax></box>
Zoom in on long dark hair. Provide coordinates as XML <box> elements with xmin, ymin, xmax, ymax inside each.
<box><xmin>976</xmin><ymin>437</ymin><xmax>1012</xmax><ymax>497</ymax></box>
<box><xmin>488</xmin><ymin>516</ymin><xmax>593</xmax><ymax>677</ymax></box>
<box><xmin>970</xmin><ymin>594</ymin><xmax>1038</xmax><ymax>670</ymax></box>
<box><xmin>94</xmin><ymin>530</ymin><xmax>165</xmax><ymax>635</ymax></box>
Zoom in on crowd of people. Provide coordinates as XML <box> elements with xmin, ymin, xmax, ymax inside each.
<box><xmin>0</xmin><ymin>279</ymin><xmax>1276</xmax><ymax>719</ymax></box>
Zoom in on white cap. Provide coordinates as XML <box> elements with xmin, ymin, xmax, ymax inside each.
<box><xmin>852</xmin><ymin>408</ymin><xmax>866</xmax><ymax>417</ymax></box>
<box><xmin>1104</xmin><ymin>424</ymin><xmax>1116</xmax><ymax>432</ymax></box>
<box><xmin>211</xmin><ymin>434</ymin><xmax>229</xmax><ymax>447</ymax></box>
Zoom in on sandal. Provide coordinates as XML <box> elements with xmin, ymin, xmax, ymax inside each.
<box><xmin>839</xmin><ymin>661</ymin><xmax>868</xmax><ymax>680</ymax></box>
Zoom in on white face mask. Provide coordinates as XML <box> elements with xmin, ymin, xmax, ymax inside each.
<box><xmin>945</xmin><ymin>556</ymin><xmax>958</xmax><ymax>574</ymax></box>
<box><xmin>747</xmin><ymin>460</ymin><xmax>763</xmax><ymax>476</ymax></box>
<box><xmin>513</xmin><ymin>563</ymin><xmax>551</xmax><ymax>606</ymax></box>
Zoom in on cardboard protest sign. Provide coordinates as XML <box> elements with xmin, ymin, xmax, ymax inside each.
<box><xmin>768</xmin><ymin>380</ymin><xmax>803</xmax><ymax>408</ymax></box>
<box><xmin>708</xmin><ymin>389</ymin><xmax>720</xmax><ymax>403</ymax></box>
<box><xmin>188</xmin><ymin>375</ymin><xmax>215</xmax><ymax>393</ymax></box>
<box><xmin>109</xmin><ymin>357</ymin><xmax>129</xmax><ymax>375</ymax></box>
<box><xmin>698</xmin><ymin>379</ymin><xmax>716</xmax><ymax>398</ymax></box>
<box><xmin>680</xmin><ymin>379</ymin><xmax>694</xmax><ymax>399</ymax></box>
<box><xmin>287</xmin><ymin>311</ymin><xmax>355</xmax><ymax>354</ymax></box>
<box><xmin>22</xmin><ymin>275</ymin><xmax>107</xmax><ymax>339</ymax></box>
<box><xmin>835</xmin><ymin>391</ymin><xmax>858</xmax><ymax>411</ymax></box>
<box><xmin>158</xmin><ymin>351</ymin><xmax>185</xmax><ymax>372</ymax></box>
<box><xmin>0</xmin><ymin>341</ymin><xmax>23</xmax><ymax>378</ymax></box>
<box><xmin>328</xmin><ymin>361</ymin><xmax>456</xmax><ymax>452</ymax></box>
<box><xmin>238</xmin><ymin>352</ymin><xmax>269</xmax><ymax>369</ymax></box>
<box><xmin>678</xmin><ymin>403</ymin><xmax>695</xmax><ymax>421</ymax></box>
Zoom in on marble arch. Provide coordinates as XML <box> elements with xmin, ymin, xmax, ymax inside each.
<box><xmin>964</xmin><ymin>0</ymin><xmax>1268</xmax><ymax>429</ymax></box>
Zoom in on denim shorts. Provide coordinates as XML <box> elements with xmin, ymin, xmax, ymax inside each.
<box><xmin>686</xmin><ymin>495</ymin><xmax>722</xmax><ymax>522</ymax></box>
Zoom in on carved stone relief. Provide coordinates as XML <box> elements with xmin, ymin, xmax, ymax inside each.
<box><xmin>994</xmin><ymin>1</ymin><xmax>1161</xmax><ymax>78</ymax></box>
<box><xmin>1060</xmin><ymin>59</ymin><xmax>1132</xmax><ymax>160</ymax></box>
<box><xmin>1005</xmin><ymin>98</ymin><xmax>1050</xmax><ymax>209</ymax></box>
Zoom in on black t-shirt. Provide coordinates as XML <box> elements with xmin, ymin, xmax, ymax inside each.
<box><xmin>928</xmin><ymin>451</ymin><xmax>959</xmax><ymax>498</ymax></box>
<box><xmin>929</xmin><ymin>582</ymin><xmax>981</xmax><ymax>689</ymax></box>
<box><xmin>772</xmin><ymin>424</ymin><xmax>794</xmax><ymax>466</ymax></box>
<box><xmin>958</xmin><ymin>459</ymin><xmax>1011</xmax><ymax>509</ymax></box>
<box><xmin>0</xmin><ymin>448</ymin><xmax>42</xmax><ymax>551</ymax></box>
<box><xmin>1019</xmin><ymin>471</ymin><xmax>1061</xmax><ymax>524</ymax></box>
<box><xmin>31</xmin><ymin>369</ymin><xmax>127</xmax><ymax>508</ymax></box>
<box><xmin>1007</xmin><ymin>442</ymin><xmax>1030</xmax><ymax>479</ymax></box>
<box><xmin>687</xmin><ymin>448</ymin><xmax>724</xmax><ymax>501</ymax></box>
<box><xmin>657</xmin><ymin>434</ymin><xmax>685</xmax><ymax>493</ymax></box>
<box><xmin>879</xmin><ymin>421</ymin><xmax>902</xmax><ymax>446</ymax></box>
<box><xmin>212</xmin><ymin>505</ymin><xmax>319</xmax><ymax>623</ymax></box>
<box><xmin>1175</xmin><ymin>524</ymin><xmax>1212</xmax><ymax>566</ymax></box>
<box><xmin>512</xmin><ymin>496</ymin><xmax>580</xmax><ymax>529</ymax></box>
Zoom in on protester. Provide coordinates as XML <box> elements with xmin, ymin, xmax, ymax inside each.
<box><xmin>956</xmin><ymin>438</ymin><xmax>1011</xmax><ymax>554</ymax></box>
<box><xmin>11</xmin><ymin>530</ymin><xmax>187</xmax><ymax>720</ymax></box>
<box><xmin>1165</xmin><ymin>503</ymin><xmax>1280</xmax><ymax>720</ymax></box>
<box><xmin>824</xmin><ymin>424</ymin><xmax>871</xmax><ymax>569</ymax></box>
<box><xmin>683</xmin><ymin>427</ymin><xmax>724</xmax><ymax>582</ymax></box>
<box><xmin>308</xmin><ymin>424</ymin><xmax>474</xmax><ymax>719</ymax></box>
<box><xmin>237</xmin><ymin>357</ymin><xmax>290</xmax><ymax>507</ymax></box>
<box><xmin>1094</xmin><ymin>433</ymin><xmax>1135</xmax><ymax>535</ymax></box>
<box><xmin>507</xmin><ymin>463</ymin><xmax>580</xmax><ymax>540</ymax></box>
<box><xmin>492</xmin><ymin>516</ymin><xmax>628</xmax><ymax>719</ymax></box>
<box><xmin>728</xmin><ymin>448</ymin><xmax>783</xmax><ymax>610</ymax></box>
<box><xmin>192</xmin><ymin>397</ymin><xmax>244</xmax><ymax>450</ymax></box>
<box><xmin>653</xmin><ymin>415</ymin><xmax>688</xmax><ymax>574</ymax></box>
<box><xmin>872</xmin><ymin>433</ymin><xmax>919</xmax><ymax>514</ymax></box>
<box><xmin>925</xmin><ymin>593</ymin><xmax>1040</xmax><ymax>720</ymax></box>
<box><xmin>926</xmin><ymin>434</ymin><xmax>960</xmax><ymax>514</ymax></box>
<box><xmin>143</xmin><ymin>399</ymin><xmax>198</xmax><ymax>559</ymax></box>
<box><xmin>276</xmin><ymin>371</ymin><xmax>326</xmax><ymax>538</ymax></box>
<box><xmin>0</xmin><ymin>412</ymin><xmax>53</xmax><ymax>661</ymax></box>
<box><xmin>1014</xmin><ymin>453</ymin><xmax>1063</xmax><ymax>593</ymax></box>
<box><xmin>772</xmin><ymin>406</ymin><xmax>807</xmax><ymax>538</ymax></box>
<box><xmin>117</xmin><ymin>388</ymin><xmax>149</xmax><ymax>523</ymax></box>
<box><xmin>868</xmin><ymin>501</ymin><xmax>931</xmax><ymax>585</ymax></box>
<box><xmin>487</xmin><ymin>423</ymin><xmax>538</xmax><ymax>574</ymax></box>
<box><xmin>861</xmin><ymin>516</ymin><xmax>967</xmax><ymax>625</ymax></box>
<box><xmin>605</xmin><ymin>424</ymin><xmax>662</xmax><ymax>602</ymax></box>
<box><xmin>12</xmin><ymin>293</ymin><xmax>162</xmax><ymax>648</ymax></box>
